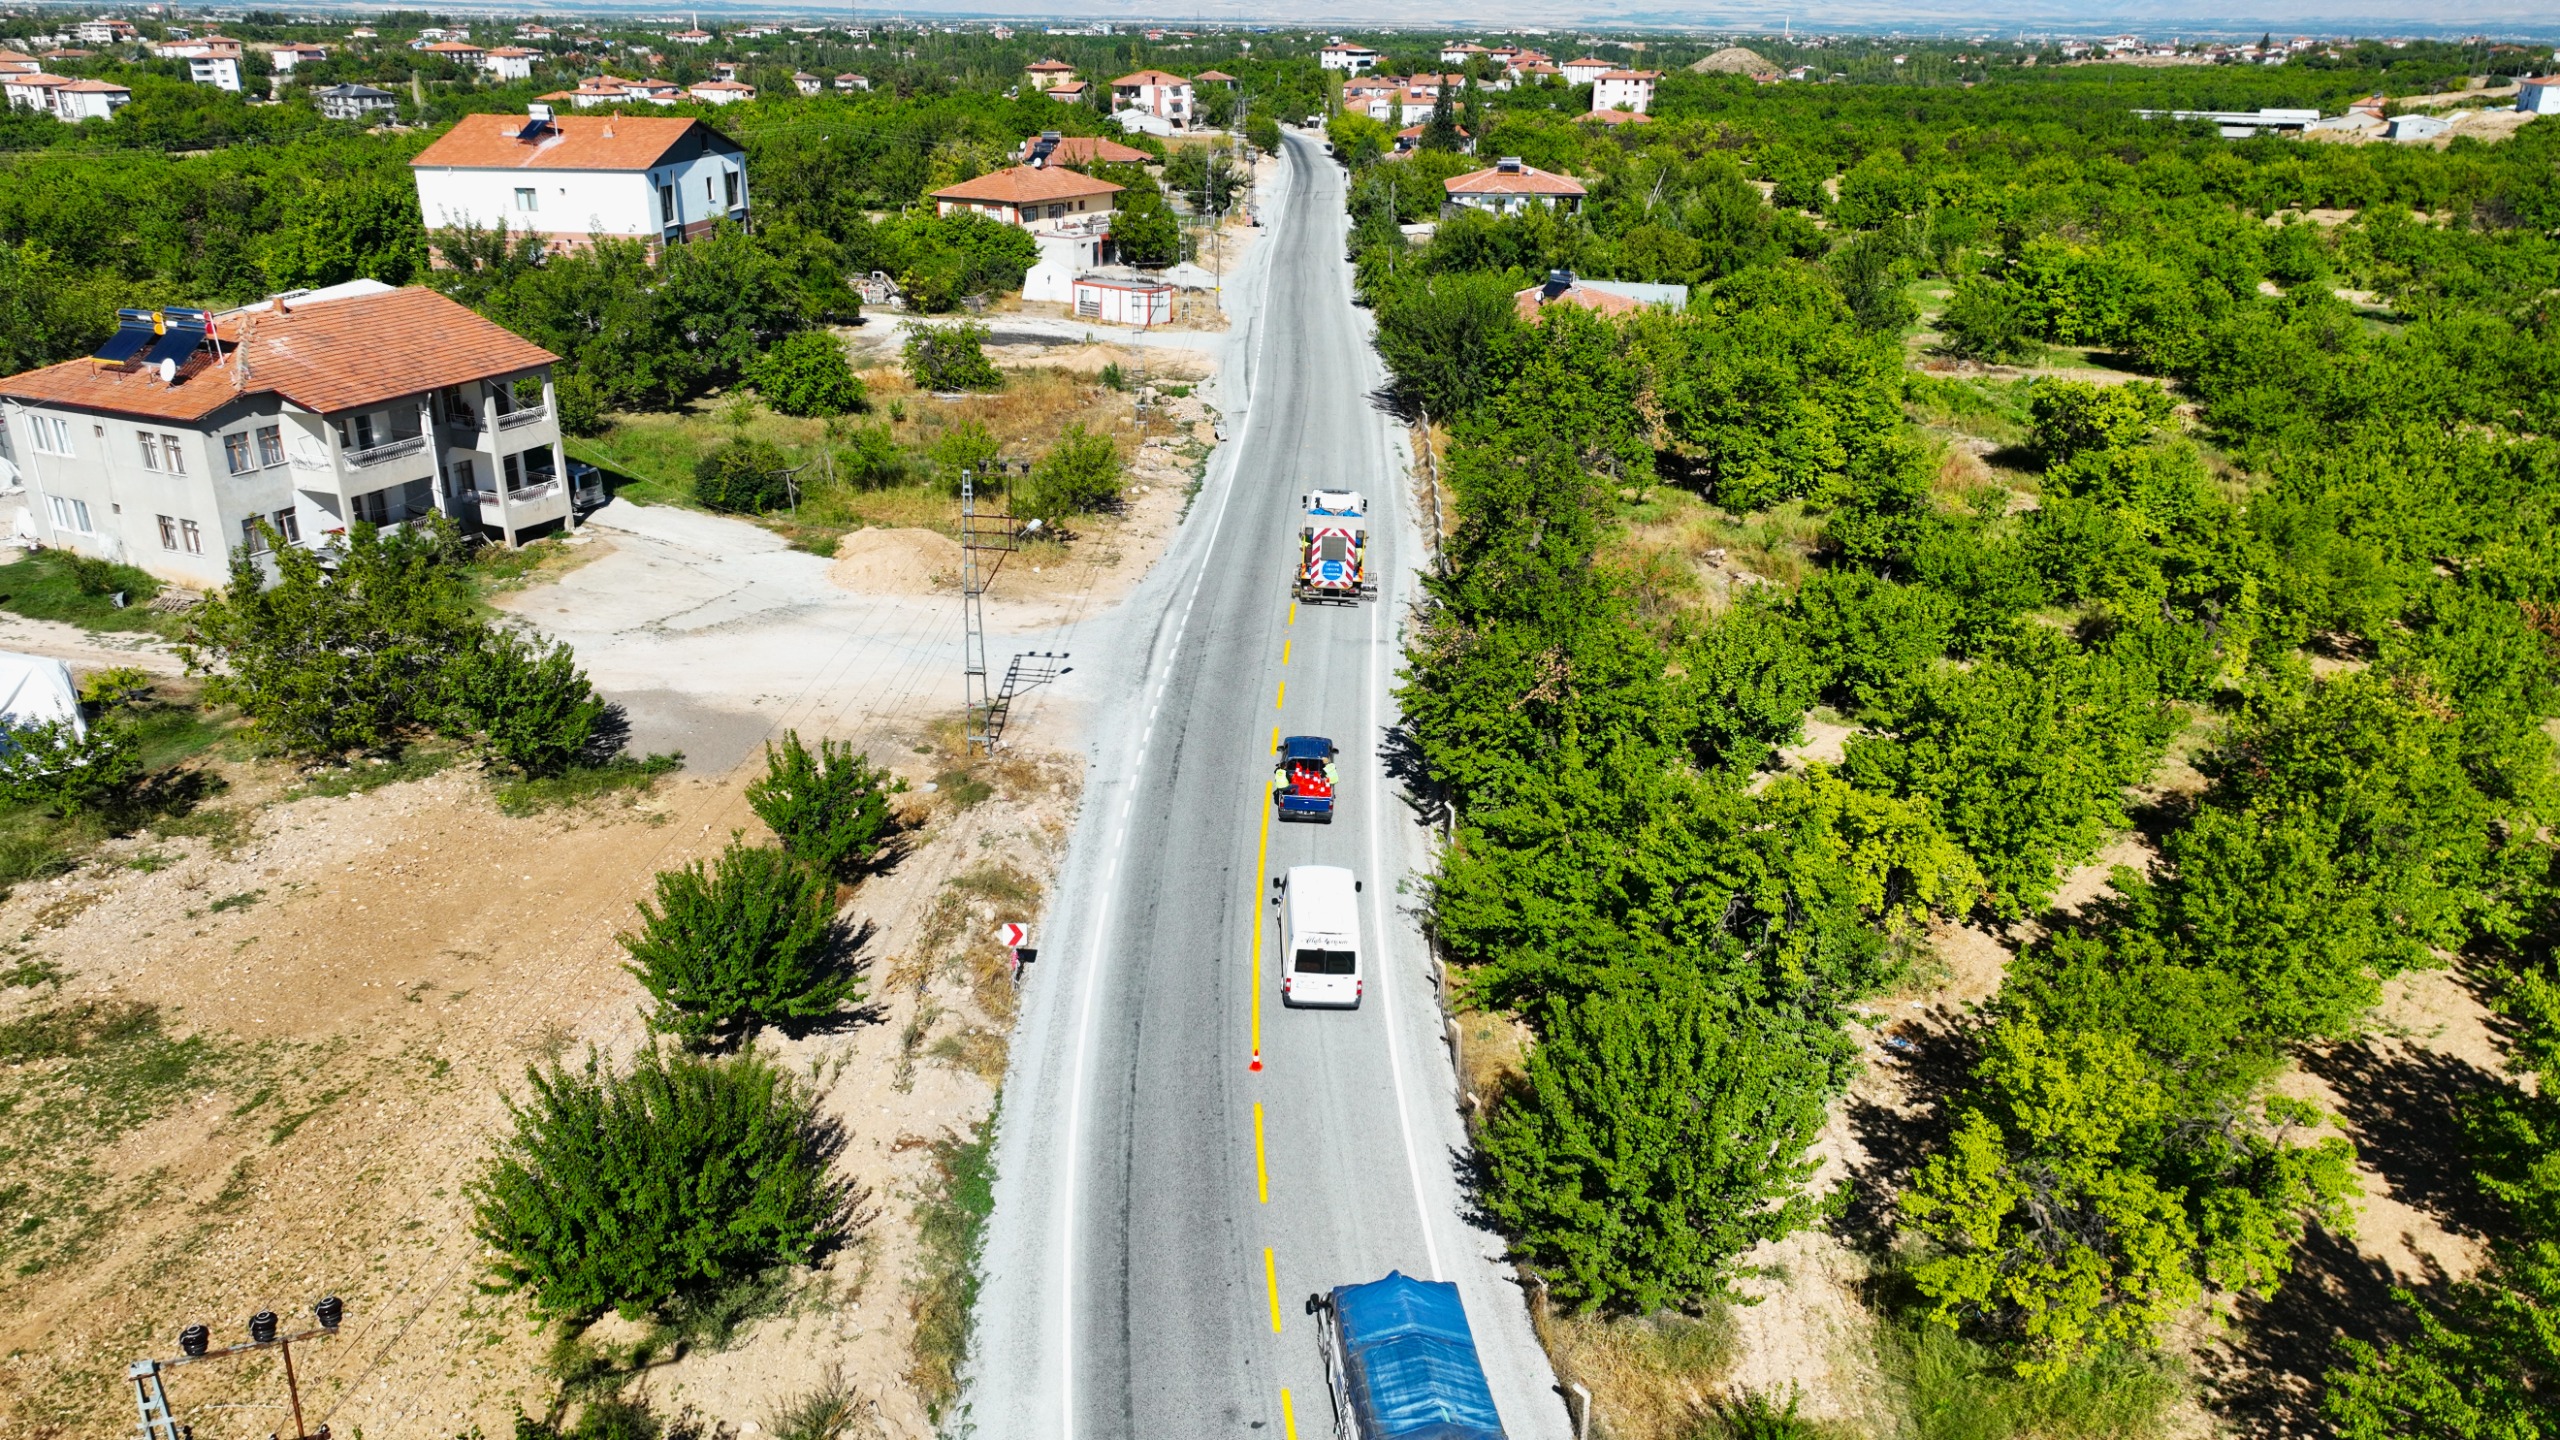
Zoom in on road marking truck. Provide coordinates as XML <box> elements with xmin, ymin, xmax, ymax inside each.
<box><xmin>1295</xmin><ymin>489</ymin><xmax>1375</xmax><ymax>604</ymax></box>
<box><xmin>1307</xmin><ymin>1271</ymin><xmax>1506</xmax><ymax>1439</ymax></box>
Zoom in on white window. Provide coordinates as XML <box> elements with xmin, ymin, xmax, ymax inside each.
<box><xmin>224</xmin><ymin>432</ymin><xmax>254</xmax><ymax>474</ymax></box>
<box><xmin>137</xmin><ymin>432</ymin><xmax>160</xmax><ymax>470</ymax></box>
<box><xmin>240</xmin><ymin>516</ymin><xmax>266</xmax><ymax>554</ymax></box>
<box><xmin>659</xmin><ymin>183</ymin><xmax>676</xmax><ymax>223</ymax></box>
<box><xmin>256</xmin><ymin>424</ymin><xmax>283</xmax><ymax>467</ymax></box>
<box><xmin>514</xmin><ymin>186</ymin><xmax>537</xmax><ymax>211</ymax></box>
<box><xmin>181</xmin><ymin>518</ymin><xmax>202</xmax><ymax>554</ymax></box>
<box><xmin>157</xmin><ymin>514</ymin><xmax>178</xmax><ymax>549</ymax></box>
<box><xmin>161</xmin><ymin>434</ymin><xmax>185</xmax><ymax>474</ymax></box>
<box><xmin>48</xmin><ymin>495</ymin><xmax>91</xmax><ymax>532</ymax></box>
<box><xmin>273</xmin><ymin>507</ymin><xmax>301</xmax><ymax>544</ymax></box>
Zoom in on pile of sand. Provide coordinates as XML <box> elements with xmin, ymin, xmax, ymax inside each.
<box><xmin>828</xmin><ymin>526</ymin><xmax>964</xmax><ymax>595</ymax></box>
<box><xmin>1690</xmin><ymin>45</ymin><xmax>1775</xmax><ymax>75</ymax></box>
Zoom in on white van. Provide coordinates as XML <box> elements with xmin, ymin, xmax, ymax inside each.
<box><xmin>1276</xmin><ymin>864</ymin><xmax>1363</xmax><ymax>1009</ymax></box>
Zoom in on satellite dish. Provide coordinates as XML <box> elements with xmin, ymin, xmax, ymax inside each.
<box><xmin>158</xmin><ymin>357</ymin><xmax>177</xmax><ymax>383</ymax></box>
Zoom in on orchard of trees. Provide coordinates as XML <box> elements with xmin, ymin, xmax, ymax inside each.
<box><xmin>1367</xmin><ymin>53</ymin><xmax>2560</xmax><ymax>1435</ymax></box>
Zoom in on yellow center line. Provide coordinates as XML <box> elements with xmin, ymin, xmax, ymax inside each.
<box><xmin>1281</xmin><ymin>1388</ymin><xmax>1299</xmax><ymax>1440</ymax></box>
<box><xmin>1254</xmin><ymin>1102</ymin><xmax>1269</xmax><ymax>1203</ymax></box>
<box><xmin>1265</xmin><ymin>1247</ymin><xmax>1283</xmax><ymax>1333</ymax></box>
<box><xmin>1275</xmin><ymin>680</ymin><xmax>1285</xmax><ymax>709</ymax></box>
<box><xmin>1270</xmin><ymin>725</ymin><xmax>1279</xmax><ymax>754</ymax></box>
<box><xmin>1251</xmin><ymin>765</ymin><xmax>1272</xmax><ymax>1068</ymax></box>
<box><xmin>1288</xmin><ymin>602</ymin><xmax>1297</xmax><ymax>627</ymax></box>
<box><xmin>1282</xmin><ymin>638</ymin><xmax>1291</xmax><ymax>666</ymax></box>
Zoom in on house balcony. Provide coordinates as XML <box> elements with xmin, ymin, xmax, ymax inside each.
<box><xmin>468</xmin><ymin>478</ymin><xmax>570</xmax><ymax>534</ymax></box>
<box><xmin>344</xmin><ymin>434</ymin><xmax>427</xmax><ymax>467</ymax></box>
<box><xmin>495</xmin><ymin>404</ymin><xmax>549</xmax><ymax>431</ymax></box>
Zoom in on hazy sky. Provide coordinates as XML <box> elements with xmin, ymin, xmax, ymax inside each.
<box><xmin>770</xmin><ymin>0</ymin><xmax>2559</xmax><ymax>36</ymax></box>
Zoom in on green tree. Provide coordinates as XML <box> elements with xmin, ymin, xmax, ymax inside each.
<box><xmin>750</xmin><ymin>330</ymin><xmax>867</xmax><ymax>417</ymax></box>
<box><xmin>553</xmin><ymin>368</ymin><xmax>608</xmax><ymax>437</ymax></box>
<box><xmin>186</xmin><ymin>517</ymin><xmax>479</xmax><ymax>757</ymax></box>
<box><xmin>746</xmin><ymin>731</ymin><xmax>904</xmax><ymax>880</ymax></box>
<box><xmin>1901</xmin><ymin>1018</ymin><xmax>2204</xmax><ymax>1378</ymax></box>
<box><xmin>1374</xmin><ymin>270</ymin><xmax>1523</xmax><ymax>419</ymax></box>
<box><xmin>903</xmin><ymin>319</ymin><xmax>1003</xmax><ymax>392</ymax></box>
<box><xmin>619</xmin><ymin>840</ymin><xmax>857</xmax><ymax>1048</ymax></box>
<box><xmin>471</xmin><ymin>1045</ymin><xmax>850</xmax><ymax>1318</ymax></box>
<box><xmin>1479</xmin><ymin>978</ymin><xmax>1848</xmax><ymax>1312</ymax></box>
<box><xmin>1113</xmin><ymin>187</ymin><xmax>1182</xmax><ymax>267</ymax></box>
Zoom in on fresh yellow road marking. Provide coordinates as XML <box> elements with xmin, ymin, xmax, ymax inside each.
<box><xmin>1275</xmin><ymin>680</ymin><xmax>1285</xmax><ymax>709</ymax></box>
<box><xmin>1282</xmin><ymin>639</ymin><xmax>1291</xmax><ymax>666</ymax></box>
<box><xmin>1281</xmin><ymin>1388</ymin><xmax>1299</xmax><ymax>1440</ymax></box>
<box><xmin>1254</xmin><ymin>1102</ymin><xmax>1269</xmax><ymax>1203</ymax></box>
<box><xmin>1251</xmin><ymin>769</ymin><xmax>1272</xmax><ymax>1066</ymax></box>
<box><xmin>1265</xmin><ymin>1247</ymin><xmax>1282</xmax><ymax>1333</ymax></box>
<box><xmin>1270</xmin><ymin>725</ymin><xmax>1279</xmax><ymax>754</ymax></box>
<box><xmin>1288</xmin><ymin>602</ymin><xmax>1297</xmax><ymax>627</ymax></box>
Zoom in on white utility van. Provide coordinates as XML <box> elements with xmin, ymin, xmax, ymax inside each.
<box><xmin>1275</xmin><ymin>864</ymin><xmax>1363</xmax><ymax>1009</ymax></box>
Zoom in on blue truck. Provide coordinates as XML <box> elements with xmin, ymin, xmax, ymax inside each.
<box><xmin>1308</xmin><ymin>1272</ymin><xmax>1507</xmax><ymax>1440</ymax></box>
<box><xmin>1273</xmin><ymin>734</ymin><xmax>1340</xmax><ymax>823</ymax></box>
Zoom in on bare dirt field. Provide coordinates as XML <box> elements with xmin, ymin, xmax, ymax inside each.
<box><xmin>0</xmin><ymin>704</ymin><xmax>1082</xmax><ymax>1440</ymax></box>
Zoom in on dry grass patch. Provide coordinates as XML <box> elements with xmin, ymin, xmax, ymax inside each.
<box><xmin>1536</xmin><ymin>1306</ymin><xmax>1743</xmax><ymax>1440</ymax></box>
<box><xmin>1451</xmin><ymin>1005</ymin><xmax>1531</xmax><ymax>1114</ymax></box>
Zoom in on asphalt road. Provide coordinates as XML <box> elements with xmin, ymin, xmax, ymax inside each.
<box><xmin>967</xmin><ymin>135</ymin><xmax>1569</xmax><ymax>1438</ymax></box>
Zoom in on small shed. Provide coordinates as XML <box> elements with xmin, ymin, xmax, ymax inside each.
<box><xmin>1072</xmin><ymin>272</ymin><xmax>1173</xmax><ymax>326</ymax></box>
<box><xmin>2387</xmin><ymin>113</ymin><xmax>2452</xmax><ymax>142</ymax></box>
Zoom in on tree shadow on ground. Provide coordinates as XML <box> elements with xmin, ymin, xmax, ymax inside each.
<box><xmin>2195</xmin><ymin>1222</ymin><xmax>2444</xmax><ymax>1440</ymax></box>
<box><xmin>2307</xmin><ymin>1038</ymin><xmax>2505</xmax><ymax>1242</ymax></box>
<box><xmin>1840</xmin><ymin>1010</ymin><xmax>1981</xmax><ymax>1256</ymax></box>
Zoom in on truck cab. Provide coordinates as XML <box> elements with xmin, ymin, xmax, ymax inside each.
<box><xmin>1295</xmin><ymin>491</ymin><xmax>1373</xmax><ymax>605</ymax></box>
<box><xmin>1276</xmin><ymin>864</ymin><xmax>1362</xmax><ymax>1009</ymax></box>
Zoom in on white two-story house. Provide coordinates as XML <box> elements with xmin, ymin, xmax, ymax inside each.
<box><xmin>411</xmin><ymin>106</ymin><xmax>749</xmax><ymax>254</ymax></box>
<box><xmin>1111</xmin><ymin>69</ymin><xmax>1194</xmax><ymax>128</ymax></box>
<box><xmin>931</xmin><ymin>165</ymin><xmax>1123</xmax><ymax>304</ymax></box>
<box><xmin>0</xmin><ymin>281</ymin><xmax>572</xmax><ymax>586</ymax></box>
<box><xmin>1591</xmin><ymin>69</ymin><xmax>1659</xmax><ymax>114</ymax></box>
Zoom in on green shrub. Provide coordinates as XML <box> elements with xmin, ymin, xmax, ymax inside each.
<box><xmin>439</xmin><ymin>628</ymin><xmax>604</xmax><ymax>775</ymax></box>
<box><xmin>902</xmin><ymin>320</ymin><xmax>1003</xmax><ymax>392</ymax></box>
<box><xmin>620</xmin><ymin>841</ymin><xmax>857</xmax><ymax>1047</ymax></box>
<box><xmin>746</xmin><ymin>731</ymin><xmax>904</xmax><ymax>880</ymax></box>
<box><xmin>751</xmin><ymin>330</ymin><xmax>868</xmax><ymax>418</ymax></box>
<box><xmin>0</xmin><ymin>717</ymin><xmax>143</xmax><ymax>814</ymax></box>
<box><xmin>928</xmin><ymin>421</ymin><xmax>1003</xmax><ymax>496</ymax></box>
<box><xmin>693</xmin><ymin>437</ymin><xmax>791</xmax><ymax>514</ymax></box>
<box><xmin>63</xmin><ymin>552</ymin><xmax>151</xmax><ymax>599</ymax></box>
<box><xmin>1018</xmin><ymin>423</ymin><xmax>1124</xmax><ymax>523</ymax></box>
<box><xmin>1098</xmin><ymin>361</ymin><xmax>1127</xmax><ymax>391</ymax></box>
<box><xmin>1939</xmin><ymin>274</ymin><xmax>2039</xmax><ymax>364</ymax></box>
<box><xmin>834</xmin><ymin>422</ymin><xmax>905</xmax><ymax>489</ymax></box>
<box><xmin>472</xmin><ymin>1044</ymin><xmax>849</xmax><ymax>1319</ymax></box>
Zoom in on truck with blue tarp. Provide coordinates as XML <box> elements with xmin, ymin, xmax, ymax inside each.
<box><xmin>1308</xmin><ymin>1271</ymin><xmax>1506</xmax><ymax>1440</ymax></box>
